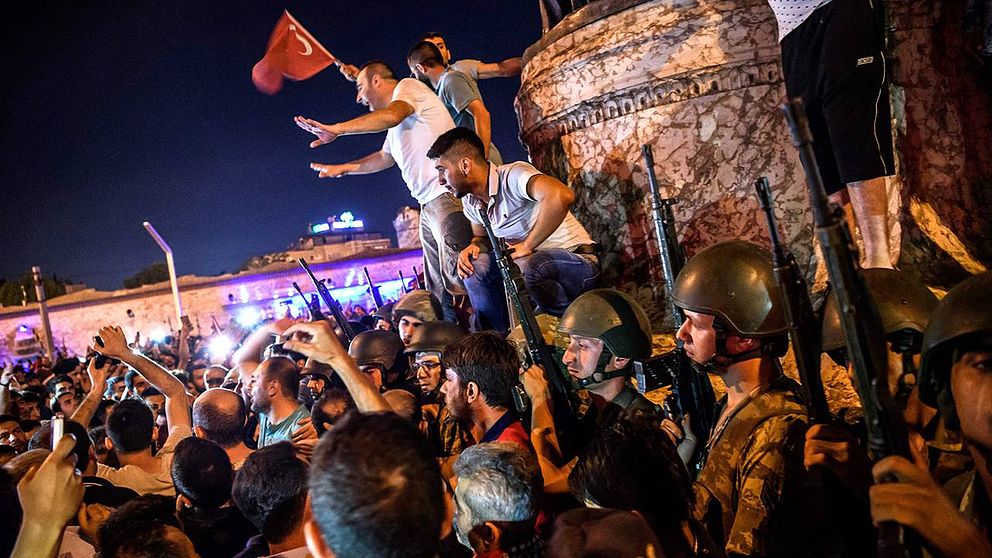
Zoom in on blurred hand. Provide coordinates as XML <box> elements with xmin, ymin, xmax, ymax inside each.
<box><xmin>507</xmin><ymin>242</ymin><xmax>533</xmax><ymax>260</ymax></box>
<box><xmin>337</xmin><ymin>61</ymin><xmax>360</xmax><ymax>81</ymax></box>
<box><xmin>95</xmin><ymin>326</ymin><xmax>132</xmax><ymax>360</ymax></box>
<box><xmin>18</xmin><ymin>434</ymin><xmax>84</xmax><ymax>527</ymax></box>
<box><xmin>310</xmin><ymin>162</ymin><xmax>357</xmax><ymax>178</ymax></box>
<box><xmin>291</xmin><ymin>416</ymin><xmax>318</xmax><ymax>444</ymax></box>
<box><xmin>870</xmin><ymin>455</ymin><xmax>992</xmax><ymax>558</ymax></box>
<box><xmin>295</xmin><ymin>116</ymin><xmax>339</xmax><ymax>148</ymax></box>
<box><xmin>282</xmin><ymin>321</ymin><xmax>350</xmax><ymax>368</ymax></box>
<box><xmin>179</xmin><ymin>315</ymin><xmax>193</xmax><ymax>338</ymax></box>
<box><xmin>519</xmin><ymin>364</ymin><xmax>551</xmax><ymax>402</ymax></box>
<box><xmin>457</xmin><ymin>244</ymin><xmax>482</xmax><ymax>278</ymax></box>
<box><xmin>804</xmin><ymin>423</ymin><xmax>871</xmax><ymax>497</ymax></box>
<box><xmin>78</xmin><ymin>502</ymin><xmax>112</xmax><ymax>548</ymax></box>
<box><xmin>87</xmin><ymin>358</ymin><xmax>111</xmax><ymax>394</ymax></box>
<box><xmin>1</xmin><ymin>361</ymin><xmax>16</xmax><ymax>387</ymax></box>
<box><xmin>294</xmin><ymin>437</ymin><xmax>318</xmax><ymax>462</ymax></box>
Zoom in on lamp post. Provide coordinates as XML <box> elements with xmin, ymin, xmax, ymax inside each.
<box><xmin>143</xmin><ymin>222</ymin><xmax>183</xmax><ymax>327</ymax></box>
<box><xmin>31</xmin><ymin>266</ymin><xmax>55</xmax><ymax>360</ymax></box>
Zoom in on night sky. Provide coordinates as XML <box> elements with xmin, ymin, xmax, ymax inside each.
<box><xmin>1</xmin><ymin>1</ymin><xmax>541</xmax><ymax>291</ymax></box>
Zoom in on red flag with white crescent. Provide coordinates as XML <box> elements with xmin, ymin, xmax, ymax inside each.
<box><xmin>252</xmin><ymin>11</ymin><xmax>336</xmax><ymax>95</ymax></box>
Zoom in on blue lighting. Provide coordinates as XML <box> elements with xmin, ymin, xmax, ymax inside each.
<box><xmin>311</xmin><ymin>222</ymin><xmax>331</xmax><ymax>233</ymax></box>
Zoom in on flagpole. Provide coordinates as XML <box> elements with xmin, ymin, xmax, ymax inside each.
<box><xmin>143</xmin><ymin>222</ymin><xmax>184</xmax><ymax>327</ymax></box>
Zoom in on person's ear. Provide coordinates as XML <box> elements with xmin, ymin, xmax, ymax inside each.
<box><xmin>611</xmin><ymin>356</ymin><xmax>630</xmax><ymax>370</ymax></box>
<box><xmin>176</xmin><ymin>494</ymin><xmax>193</xmax><ymax>510</ymax></box>
<box><xmin>305</xmin><ymin>519</ymin><xmax>337</xmax><ymax>558</ymax></box>
<box><xmin>104</xmin><ymin>437</ymin><xmax>114</xmax><ymax>451</ymax></box>
<box><xmin>465</xmin><ymin>381</ymin><xmax>479</xmax><ymax>404</ymax></box>
<box><xmin>460</xmin><ymin>157</ymin><xmax>471</xmax><ymax>176</ymax></box>
<box><xmin>192</xmin><ymin>425</ymin><xmax>205</xmax><ymax>439</ymax></box>
<box><xmin>726</xmin><ymin>335</ymin><xmax>758</xmax><ymax>354</ymax></box>
<box><xmin>468</xmin><ymin>522</ymin><xmax>500</xmax><ymax>552</ymax></box>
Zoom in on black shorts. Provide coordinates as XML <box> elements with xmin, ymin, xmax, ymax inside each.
<box><xmin>781</xmin><ymin>0</ymin><xmax>896</xmax><ymax>195</ymax></box>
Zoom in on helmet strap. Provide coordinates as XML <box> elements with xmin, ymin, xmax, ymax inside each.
<box><xmin>576</xmin><ymin>350</ymin><xmax>630</xmax><ymax>388</ymax></box>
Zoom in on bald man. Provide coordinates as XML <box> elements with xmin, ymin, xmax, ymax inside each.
<box><xmin>192</xmin><ymin>388</ymin><xmax>253</xmax><ymax>469</ymax></box>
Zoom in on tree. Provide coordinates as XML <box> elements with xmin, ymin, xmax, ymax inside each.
<box><xmin>0</xmin><ymin>272</ymin><xmax>69</xmax><ymax>307</ymax></box>
<box><xmin>123</xmin><ymin>262</ymin><xmax>170</xmax><ymax>289</ymax></box>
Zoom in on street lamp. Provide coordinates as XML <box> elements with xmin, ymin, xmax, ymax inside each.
<box><xmin>142</xmin><ymin>222</ymin><xmax>183</xmax><ymax>327</ymax></box>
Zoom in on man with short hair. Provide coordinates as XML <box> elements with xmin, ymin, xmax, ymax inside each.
<box><xmin>172</xmin><ymin>437</ymin><xmax>258</xmax><ymax>558</ymax></box>
<box><xmin>429</xmin><ymin>127</ymin><xmax>599</xmax><ymax>333</ymax></box>
<box><xmin>672</xmin><ymin>241</ymin><xmax>809</xmax><ymax>557</ymax></box>
<box><xmin>305</xmin><ymin>412</ymin><xmax>450</xmax><ymax>558</ymax></box>
<box><xmin>123</xmin><ymin>369</ymin><xmax>149</xmax><ymax>400</ymax></box>
<box><xmin>442</xmin><ymin>332</ymin><xmax>531</xmax><ymax>450</ymax></box>
<box><xmin>453</xmin><ymin>441</ymin><xmax>544</xmax><ymax>556</ymax></box>
<box><xmin>98</xmin><ymin>494</ymin><xmax>200</xmax><ymax>558</ymax></box>
<box><xmin>294</xmin><ymin>60</ymin><xmax>472</xmax><ymax>323</ymax></box>
<box><xmin>233</xmin><ymin>442</ymin><xmax>310</xmax><ymax>558</ymax></box>
<box><xmin>92</xmin><ymin>324</ymin><xmax>193</xmax><ymax>496</ymax></box>
<box><xmin>192</xmin><ymin>388</ymin><xmax>253</xmax><ymax>469</ymax></box>
<box><xmin>249</xmin><ymin>357</ymin><xmax>312</xmax><ymax>449</ymax></box>
<box><xmin>0</xmin><ymin>414</ymin><xmax>26</xmax><ymax>453</ymax></box>
<box><xmin>203</xmin><ymin>365</ymin><xmax>228</xmax><ymax>390</ymax></box>
<box><xmin>408</xmin><ymin>40</ymin><xmax>502</xmax><ymax>163</ymax></box>
<box><xmin>422</xmin><ymin>32</ymin><xmax>522</xmax><ymax>83</ymax></box>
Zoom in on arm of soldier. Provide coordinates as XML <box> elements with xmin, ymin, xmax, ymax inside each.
<box><xmin>726</xmin><ymin>414</ymin><xmax>809</xmax><ymax>557</ymax></box>
<box><xmin>511</xmin><ymin>174</ymin><xmax>574</xmax><ymax>259</ymax></box>
<box><xmin>70</xmin><ymin>359</ymin><xmax>111</xmax><ymax>427</ymax></box>
<box><xmin>804</xmin><ymin>422</ymin><xmax>871</xmax><ymax>499</ymax></box>
<box><xmin>870</xmin><ymin>456</ymin><xmax>992</xmax><ymax>558</ymax></box>
<box><xmin>475</xmin><ymin>57</ymin><xmax>523</xmax><ymax>79</ymax></box>
<box><xmin>282</xmin><ymin>322</ymin><xmax>392</xmax><ymax>413</ymax></box>
<box><xmin>520</xmin><ymin>364</ymin><xmax>574</xmax><ymax>492</ymax></box>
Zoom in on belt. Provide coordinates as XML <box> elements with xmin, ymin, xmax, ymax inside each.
<box><xmin>570</xmin><ymin>243</ymin><xmax>598</xmax><ymax>255</ymax></box>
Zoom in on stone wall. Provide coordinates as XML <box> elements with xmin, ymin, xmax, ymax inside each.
<box><xmin>516</xmin><ymin>0</ymin><xmax>992</xmax><ymax>330</ymax></box>
<box><xmin>0</xmin><ymin>249</ymin><xmax>423</xmax><ymax>359</ymax></box>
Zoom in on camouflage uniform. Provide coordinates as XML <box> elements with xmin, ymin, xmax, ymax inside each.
<box><xmin>422</xmin><ymin>395</ymin><xmax>470</xmax><ymax>457</ymax></box>
<box><xmin>693</xmin><ymin>374</ymin><xmax>809</xmax><ymax>557</ymax></box>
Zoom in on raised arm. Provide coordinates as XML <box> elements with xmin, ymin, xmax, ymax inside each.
<box><xmin>464</xmin><ymin>99</ymin><xmax>493</xmax><ymax>160</ymax></box>
<box><xmin>69</xmin><ymin>359</ymin><xmax>111</xmax><ymax>427</ymax></box>
<box><xmin>475</xmin><ymin>57</ymin><xmax>523</xmax><ymax>79</ymax></box>
<box><xmin>511</xmin><ymin>174</ymin><xmax>575</xmax><ymax>258</ymax></box>
<box><xmin>294</xmin><ymin>100</ymin><xmax>415</xmax><ymax>147</ymax></box>
<box><xmin>95</xmin><ymin>325</ymin><xmax>191</xmax><ymax>430</ymax></box>
<box><xmin>310</xmin><ymin>150</ymin><xmax>395</xmax><ymax>179</ymax></box>
<box><xmin>282</xmin><ymin>321</ymin><xmax>392</xmax><ymax>413</ymax></box>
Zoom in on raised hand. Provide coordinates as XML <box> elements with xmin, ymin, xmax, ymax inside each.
<box><xmin>310</xmin><ymin>162</ymin><xmax>357</xmax><ymax>178</ymax></box>
<box><xmin>86</xmin><ymin>358</ymin><xmax>111</xmax><ymax>394</ymax></box>
<box><xmin>282</xmin><ymin>321</ymin><xmax>349</xmax><ymax>367</ymax></box>
<box><xmin>294</xmin><ymin>116</ymin><xmax>339</xmax><ymax>148</ymax></box>
<box><xmin>94</xmin><ymin>326</ymin><xmax>132</xmax><ymax>360</ymax></box>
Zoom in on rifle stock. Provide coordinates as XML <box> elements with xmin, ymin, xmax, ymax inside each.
<box><xmin>782</xmin><ymin>99</ymin><xmax>917</xmax><ymax>558</ymax></box>
<box><xmin>363</xmin><ymin>267</ymin><xmax>384</xmax><ymax>310</ymax></box>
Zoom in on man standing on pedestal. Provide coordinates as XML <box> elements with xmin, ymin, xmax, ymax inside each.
<box><xmin>295</xmin><ymin>61</ymin><xmax>472</xmax><ymax>322</ymax></box>
<box><xmin>427</xmin><ymin>127</ymin><xmax>600</xmax><ymax>334</ymax></box>
<box><xmin>770</xmin><ymin>0</ymin><xmax>896</xmax><ymax>268</ymax></box>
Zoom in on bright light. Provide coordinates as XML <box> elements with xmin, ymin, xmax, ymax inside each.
<box><xmin>311</xmin><ymin>222</ymin><xmax>330</xmax><ymax>233</ymax></box>
<box><xmin>209</xmin><ymin>335</ymin><xmax>235</xmax><ymax>359</ymax></box>
<box><xmin>236</xmin><ymin>308</ymin><xmax>262</xmax><ymax>328</ymax></box>
<box><xmin>340</xmin><ymin>211</ymin><xmax>354</xmax><ymax>223</ymax></box>
<box><xmin>150</xmin><ymin>329</ymin><xmax>168</xmax><ymax>343</ymax></box>
<box><xmin>17</xmin><ymin>325</ymin><xmax>30</xmax><ymax>333</ymax></box>
<box><xmin>331</xmin><ymin>219</ymin><xmax>364</xmax><ymax>230</ymax></box>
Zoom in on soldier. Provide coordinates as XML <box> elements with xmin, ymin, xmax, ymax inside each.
<box><xmin>870</xmin><ymin>271</ymin><xmax>992</xmax><ymax>558</ymax></box>
<box><xmin>557</xmin><ymin>289</ymin><xmax>661</xmax><ymax>431</ymax></box>
<box><xmin>347</xmin><ymin>330</ymin><xmax>417</xmax><ymax>396</ymax></box>
<box><xmin>391</xmin><ymin>290</ymin><xmax>444</xmax><ymax>346</ymax></box>
<box><xmin>404</xmin><ymin>321</ymin><xmax>470</xmax><ymax>459</ymax></box>
<box><xmin>671</xmin><ymin>240</ymin><xmax>809</xmax><ymax>557</ymax></box>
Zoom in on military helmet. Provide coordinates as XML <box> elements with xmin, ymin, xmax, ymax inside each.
<box><xmin>558</xmin><ymin>289</ymin><xmax>652</xmax><ymax>360</ymax></box>
<box><xmin>392</xmin><ymin>290</ymin><xmax>442</xmax><ymax>324</ymax></box>
<box><xmin>348</xmin><ymin>330</ymin><xmax>405</xmax><ymax>370</ymax></box>
<box><xmin>404</xmin><ymin>321</ymin><xmax>465</xmax><ymax>355</ymax></box>
<box><xmin>821</xmin><ymin>268</ymin><xmax>939</xmax><ymax>352</ymax></box>
<box><xmin>918</xmin><ymin>272</ymin><xmax>992</xmax><ymax>411</ymax></box>
<box><xmin>671</xmin><ymin>240</ymin><xmax>786</xmax><ymax>337</ymax></box>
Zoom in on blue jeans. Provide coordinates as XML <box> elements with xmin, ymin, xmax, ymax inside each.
<box><xmin>464</xmin><ymin>248</ymin><xmax>600</xmax><ymax>334</ymax></box>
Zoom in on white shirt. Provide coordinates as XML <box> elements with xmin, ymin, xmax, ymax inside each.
<box><xmin>461</xmin><ymin>162</ymin><xmax>594</xmax><ymax>251</ymax></box>
<box><xmin>95</xmin><ymin>424</ymin><xmax>192</xmax><ymax>496</ymax></box>
<box><xmin>382</xmin><ymin>78</ymin><xmax>455</xmax><ymax>205</ymax></box>
<box><xmin>768</xmin><ymin>0</ymin><xmax>833</xmax><ymax>41</ymax></box>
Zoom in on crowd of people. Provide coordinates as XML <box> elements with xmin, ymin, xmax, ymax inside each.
<box><xmin>4</xmin><ymin>3</ymin><xmax>991</xmax><ymax>557</ymax></box>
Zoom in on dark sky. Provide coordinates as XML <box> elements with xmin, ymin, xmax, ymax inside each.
<box><xmin>0</xmin><ymin>1</ymin><xmax>541</xmax><ymax>290</ymax></box>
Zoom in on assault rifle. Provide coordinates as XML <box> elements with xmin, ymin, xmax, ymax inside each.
<box><xmin>397</xmin><ymin>270</ymin><xmax>411</xmax><ymax>294</ymax></box>
<box><xmin>783</xmin><ymin>99</ymin><xmax>917</xmax><ymax>558</ymax></box>
<box><xmin>413</xmin><ymin>266</ymin><xmax>426</xmax><ymax>290</ymax></box>
<box><xmin>298</xmin><ymin>258</ymin><xmax>356</xmax><ymax>344</ymax></box>
<box><xmin>291</xmin><ymin>282</ymin><xmax>327</xmax><ymax>322</ymax></box>
<box><xmin>363</xmin><ymin>267</ymin><xmax>384</xmax><ymax>310</ymax></box>
<box><xmin>476</xmin><ymin>210</ymin><xmax>577</xmax><ymax>416</ymax></box>
<box><xmin>754</xmin><ymin>177</ymin><xmax>830</xmax><ymax>423</ymax></box>
<box><xmin>642</xmin><ymin>144</ymin><xmax>716</xmax><ymax>470</ymax></box>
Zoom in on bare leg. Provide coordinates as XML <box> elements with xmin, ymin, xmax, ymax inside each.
<box><xmin>842</xmin><ymin>177</ymin><xmax>892</xmax><ymax>269</ymax></box>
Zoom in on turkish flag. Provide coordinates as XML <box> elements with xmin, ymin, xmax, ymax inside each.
<box><xmin>252</xmin><ymin>11</ymin><xmax>336</xmax><ymax>95</ymax></box>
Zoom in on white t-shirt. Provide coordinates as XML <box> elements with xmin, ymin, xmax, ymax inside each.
<box><xmin>768</xmin><ymin>0</ymin><xmax>833</xmax><ymax>41</ymax></box>
<box><xmin>95</xmin><ymin>424</ymin><xmax>192</xmax><ymax>496</ymax></box>
<box><xmin>461</xmin><ymin>162</ymin><xmax>594</xmax><ymax>251</ymax></box>
<box><xmin>382</xmin><ymin>78</ymin><xmax>455</xmax><ymax>205</ymax></box>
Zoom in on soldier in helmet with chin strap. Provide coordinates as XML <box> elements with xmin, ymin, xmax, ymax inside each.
<box><xmin>557</xmin><ymin>289</ymin><xmax>663</xmax><ymax>439</ymax></box>
<box><xmin>671</xmin><ymin>240</ymin><xmax>809</xmax><ymax>558</ymax></box>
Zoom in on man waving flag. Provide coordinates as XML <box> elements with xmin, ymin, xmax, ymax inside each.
<box><xmin>252</xmin><ymin>10</ymin><xmax>336</xmax><ymax>95</ymax></box>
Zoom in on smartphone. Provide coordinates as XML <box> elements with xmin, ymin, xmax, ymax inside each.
<box><xmin>51</xmin><ymin>414</ymin><xmax>64</xmax><ymax>449</ymax></box>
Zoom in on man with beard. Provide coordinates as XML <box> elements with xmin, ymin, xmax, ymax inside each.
<box><xmin>441</xmin><ymin>332</ymin><xmax>531</xmax><ymax>451</ymax></box>
<box><xmin>870</xmin><ymin>272</ymin><xmax>992</xmax><ymax>557</ymax></box>
<box><xmin>248</xmin><ymin>357</ymin><xmax>313</xmax><ymax>450</ymax></box>
<box><xmin>405</xmin><ymin>320</ymin><xmax>469</xmax><ymax>458</ymax></box>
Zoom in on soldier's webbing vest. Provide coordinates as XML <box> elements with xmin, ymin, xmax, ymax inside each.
<box><xmin>694</xmin><ymin>376</ymin><xmax>806</xmax><ymax>548</ymax></box>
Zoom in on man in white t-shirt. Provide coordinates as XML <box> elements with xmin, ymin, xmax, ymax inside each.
<box><xmin>295</xmin><ymin>61</ymin><xmax>473</xmax><ymax>322</ymax></box>
<box><xmin>427</xmin><ymin>127</ymin><xmax>600</xmax><ymax>334</ymax></box>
